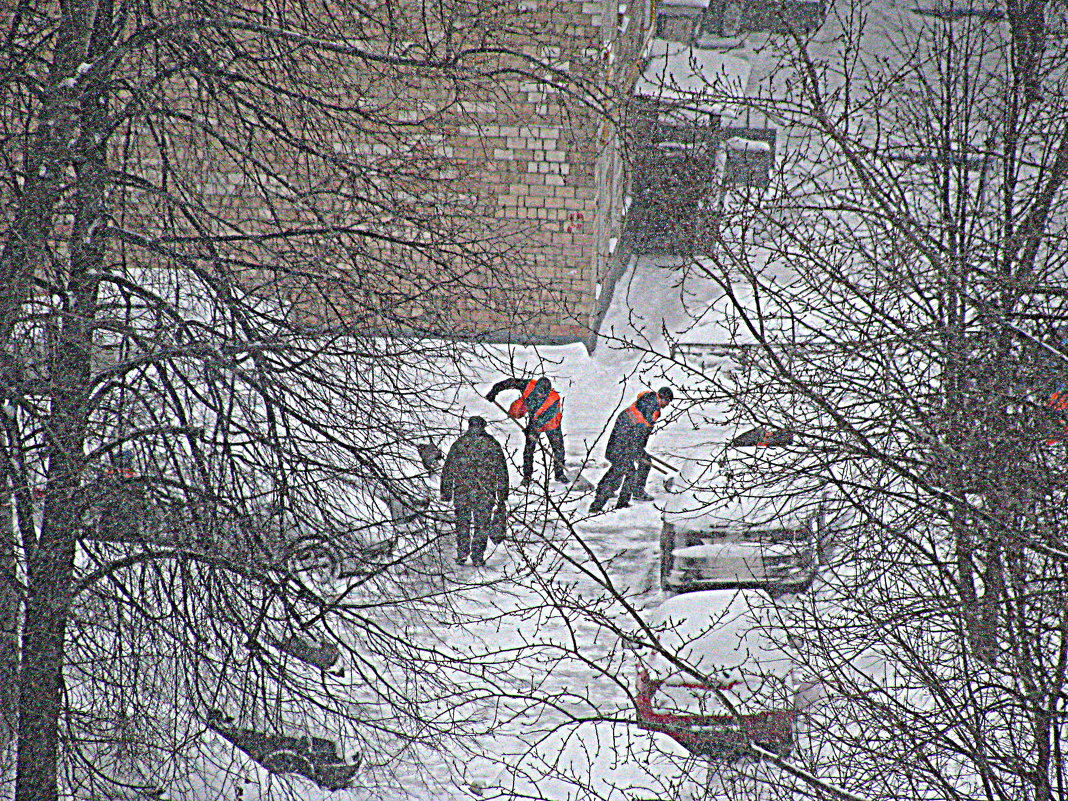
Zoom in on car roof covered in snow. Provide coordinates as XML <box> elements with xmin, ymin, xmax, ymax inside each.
<box><xmin>661</xmin><ymin>453</ymin><xmax>829</xmax><ymax>532</ymax></box>
<box><xmin>634</xmin><ymin>39</ymin><xmax>752</xmax><ymax>118</ymax></box>
<box><xmin>644</xmin><ymin>589</ymin><xmax>792</xmax><ymax>678</ymax></box>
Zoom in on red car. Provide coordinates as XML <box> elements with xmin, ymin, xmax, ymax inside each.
<box><xmin>631</xmin><ymin>589</ymin><xmax>817</xmax><ymax>758</ymax></box>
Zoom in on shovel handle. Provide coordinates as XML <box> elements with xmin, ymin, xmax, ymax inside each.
<box><xmin>644</xmin><ymin>458</ymin><xmax>670</xmax><ymax>475</ymax></box>
<box><xmin>647</xmin><ymin>453</ymin><xmax>678</xmax><ymax>473</ymax></box>
<box><xmin>485</xmin><ymin>397</ymin><xmax>529</xmax><ymax>433</ymax></box>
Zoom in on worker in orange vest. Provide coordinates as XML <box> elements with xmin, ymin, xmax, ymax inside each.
<box><xmin>485</xmin><ymin>376</ymin><xmax>569</xmax><ymax>485</ymax></box>
<box><xmin>589</xmin><ymin>387</ymin><xmax>673</xmax><ymax>513</ymax></box>
<box><xmin>1048</xmin><ymin>383</ymin><xmax>1068</xmax><ymax>443</ymax></box>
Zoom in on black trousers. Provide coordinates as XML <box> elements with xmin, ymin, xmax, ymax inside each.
<box><xmin>454</xmin><ymin>494</ymin><xmax>495</xmax><ymax>562</ymax></box>
<box><xmin>591</xmin><ymin>457</ymin><xmax>651</xmax><ymax>509</ymax></box>
<box><xmin>522</xmin><ymin>426</ymin><xmax>567</xmax><ymax>482</ymax></box>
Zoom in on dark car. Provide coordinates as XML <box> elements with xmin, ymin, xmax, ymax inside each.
<box><xmin>659</xmin><ymin>429</ymin><xmax>850</xmax><ymax>597</ymax></box>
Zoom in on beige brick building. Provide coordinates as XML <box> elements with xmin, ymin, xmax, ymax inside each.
<box><xmin>419</xmin><ymin>0</ymin><xmax>784</xmax><ymax>346</ymax></box>
<box><xmin>417</xmin><ymin>0</ymin><xmax>658</xmax><ymax>347</ymax></box>
<box><xmin>96</xmin><ymin>1</ymin><xmax>663</xmax><ymax>349</ymax></box>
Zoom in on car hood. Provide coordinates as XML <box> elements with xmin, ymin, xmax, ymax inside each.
<box><xmin>672</xmin><ymin>541</ymin><xmax>805</xmax><ymax>560</ymax></box>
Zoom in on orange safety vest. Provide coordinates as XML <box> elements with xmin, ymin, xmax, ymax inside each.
<box><xmin>509</xmin><ymin>379</ymin><xmax>563</xmax><ymax>432</ymax></box>
<box><xmin>103</xmin><ymin>466</ymin><xmax>136</xmax><ymax>479</ymax></box>
<box><xmin>1051</xmin><ymin>387</ymin><xmax>1068</xmax><ymax>413</ymax></box>
<box><xmin>625</xmin><ymin>391</ymin><xmax>660</xmax><ymax>428</ymax></box>
<box><xmin>1048</xmin><ymin>386</ymin><xmax>1068</xmax><ymax>444</ymax></box>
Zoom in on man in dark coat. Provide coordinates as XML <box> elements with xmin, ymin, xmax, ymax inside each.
<box><xmin>440</xmin><ymin>416</ymin><xmax>510</xmax><ymax>566</ymax></box>
<box><xmin>485</xmin><ymin>376</ymin><xmax>568</xmax><ymax>485</ymax></box>
<box><xmin>589</xmin><ymin>387</ymin><xmax>673</xmax><ymax>513</ymax></box>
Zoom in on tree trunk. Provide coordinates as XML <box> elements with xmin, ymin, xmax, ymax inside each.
<box><xmin>13</xmin><ymin>0</ymin><xmax>108</xmax><ymax>792</ymax></box>
<box><xmin>0</xmin><ymin>0</ymin><xmax>99</xmax><ymax>771</ymax></box>
<box><xmin>0</xmin><ymin>0</ymin><xmax>98</xmax><ymax>347</ymax></box>
<box><xmin>0</xmin><ymin>496</ymin><xmax>16</xmax><ymax>743</ymax></box>
<box><xmin>14</xmin><ymin>513</ymin><xmax>76</xmax><ymax>801</ymax></box>
<box><xmin>14</xmin><ymin>253</ymin><xmax>99</xmax><ymax>801</ymax></box>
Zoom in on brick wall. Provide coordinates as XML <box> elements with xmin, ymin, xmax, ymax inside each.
<box><xmin>102</xmin><ymin>1</ymin><xmax>656</xmax><ymax>346</ymax></box>
<box><xmin>419</xmin><ymin>0</ymin><xmax>655</xmax><ymax>344</ymax></box>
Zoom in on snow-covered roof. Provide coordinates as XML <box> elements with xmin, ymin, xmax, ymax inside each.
<box><xmin>660</xmin><ymin>0</ymin><xmax>713</xmax><ymax>8</ymax></box>
<box><xmin>634</xmin><ymin>39</ymin><xmax>752</xmax><ymax>118</ymax></box>
<box><xmin>664</xmin><ymin>492</ymin><xmax>818</xmax><ymax>533</ymax></box>
<box><xmin>659</xmin><ymin>453</ymin><xmax>831</xmax><ymax>535</ymax></box>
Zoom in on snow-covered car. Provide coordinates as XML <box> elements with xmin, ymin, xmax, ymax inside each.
<box><xmin>659</xmin><ymin>427</ymin><xmax>848</xmax><ymax>597</ymax></box>
<box><xmin>632</xmin><ymin>589</ymin><xmax>811</xmax><ymax>758</ymax></box>
<box><xmin>206</xmin><ymin>710</ymin><xmax>361</xmax><ymax>791</ymax></box>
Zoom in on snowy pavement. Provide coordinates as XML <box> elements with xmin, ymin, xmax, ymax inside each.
<box><xmin>364</xmin><ymin>3</ymin><xmax>952</xmax><ymax>795</ymax></box>
<box><xmin>374</xmin><ymin>259</ymin><xmax>744</xmax><ymax>801</ymax></box>
<box><xmin>215</xmin><ymin>255</ymin><xmax>737</xmax><ymax>801</ymax></box>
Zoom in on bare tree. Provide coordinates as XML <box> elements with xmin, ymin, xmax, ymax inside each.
<box><xmin>638</xmin><ymin>1</ymin><xmax>1068</xmax><ymax>798</ymax></box>
<box><xmin>451</xmin><ymin>2</ymin><xmax>1068</xmax><ymax>800</ymax></box>
<box><xmin>0</xmin><ymin>0</ymin><xmax>608</xmax><ymax>798</ymax></box>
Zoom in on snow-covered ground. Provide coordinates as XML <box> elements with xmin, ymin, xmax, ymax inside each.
<box><xmin>352</xmin><ymin>258</ymin><xmax>768</xmax><ymax>801</ymax></box>
<box><xmin>356</xmin><ymin>2</ymin><xmax>1028</xmax><ymax>797</ymax></box>
<box><xmin>215</xmin><ymin>257</ymin><xmax>753</xmax><ymax>801</ymax></box>
<box><xmin>220</xmin><ymin>5</ymin><xmax>931</xmax><ymax>788</ymax></box>
<box><xmin>209</xmin><ymin>4</ymin><xmax>899</xmax><ymax>788</ymax></box>
<box><xmin>432</xmin><ymin>261</ymin><xmax>712</xmax><ymax>800</ymax></box>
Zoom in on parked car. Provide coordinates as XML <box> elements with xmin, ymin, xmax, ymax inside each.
<box><xmin>632</xmin><ymin>588</ymin><xmax>816</xmax><ymax>758</ymax></box>
<box><xmin>659</xmin><ymin>427</ymin><xmax>850</xmax><ymax>597</ymax></box>
<box><xmin>206</xmin><ymin>709</ymin><xmax>361</xmax><ymax>791</ymax></box>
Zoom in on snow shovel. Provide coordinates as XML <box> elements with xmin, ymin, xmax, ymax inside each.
<box><xmin>643</xmin><ymin>454</ymin><xmax>679</xmax><ymax>492</ymax></box>
<box><xmin>485</xmin><ymin>394</ymin><xmax>593</xmax><ymax>492</ymax></box>
<box><xmin>647</xmin><ymin>454</ymin><xmax>678</xmax><ymax>474</ymax></box>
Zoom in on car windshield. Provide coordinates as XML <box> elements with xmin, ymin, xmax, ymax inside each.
<box><xmin>660</xmin><ymin>438</ymin><xmax>832</xmax><ymax>537</ymax></box>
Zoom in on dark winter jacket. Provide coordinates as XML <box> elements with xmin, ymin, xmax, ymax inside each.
<box><xmin>604</xmin><ymin>391</ymin><xmax>662</xmax><ymax>464</ymax></box>
<box><xmin>440</xmin><ymin>430</ymin><xmax>509</xmax><ymax>506</ymax></box>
